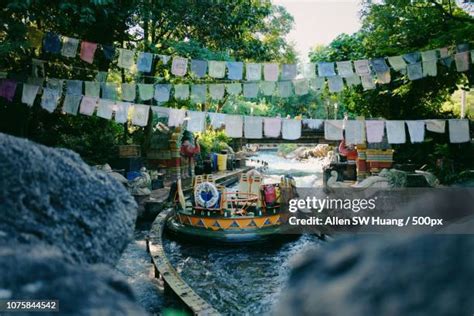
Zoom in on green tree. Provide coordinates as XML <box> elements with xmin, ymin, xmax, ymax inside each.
<box><xmin>309</xmin><ymin>0</ymin><xmax>474</xmax><ymax>119</ymax></box>
<box><xmin>0</xmin><ymin>0</ymin><xmax>296</xmax><ymax>163</ymax></box>
<box><xmin>308</xmin><ymin>0</ymin><xmax>474</xmax><ymax>183</ymax></box>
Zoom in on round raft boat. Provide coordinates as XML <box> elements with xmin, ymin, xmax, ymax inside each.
<box><xmin>166</xmin><ymin>173</ymin><xmax>297</xmax><ymax>244</ymax></box>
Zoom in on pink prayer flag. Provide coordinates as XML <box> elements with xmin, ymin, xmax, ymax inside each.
<box><xmin>79</xmin><ymin>96</ymin><xmax>98</xmax><ymax>116</ymax></box>
<box><xmin>80</xmin><ymin>41</ymin><xmax>98</xmax><ymax>64</ymax></box>
<box><xmin>264</xmin><ymin>117</ymin><xmax>282</xmax><ymax>138</ymax></box>
<box><xmin>365</xmin><ymin>120</ymin><xmax>385</xmax><ymax>143</ymax></box>
<box><xmin>0</xmin><ymin>79</ymin><xmax>17</xmax><ymax>102</ymax></box>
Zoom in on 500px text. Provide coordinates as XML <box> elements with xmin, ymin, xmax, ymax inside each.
<box><xmin>289</xmin><ymin>216</ymin><xmax>444</xmax><ymax>227</ymax></box>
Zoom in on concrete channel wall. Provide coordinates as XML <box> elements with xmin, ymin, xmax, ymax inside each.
<box><xmin>146</xmin><ymin>209</ymin><xmax>220</xmax><ymax>315</ymax></box>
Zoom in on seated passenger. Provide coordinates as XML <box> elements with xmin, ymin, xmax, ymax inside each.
<box><xmin>338</xmin><ymin>138</ymin><xmax>357</xmax><ymax>163</ymax></box>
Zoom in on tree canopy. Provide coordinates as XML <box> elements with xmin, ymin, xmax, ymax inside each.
<box><xmin>0</xmin><ymin>0</ymin><xmax>296</xmax><ymax>163</ymax></box>
<box><xmin>0</xmin><ymin>0</ymin><xmax>472</xmax><ymax>170</ymax></box>
<box><xmin>309</xmin><ymin>0</ymin><xmax>474</xmax><ymax>120</ymax></box>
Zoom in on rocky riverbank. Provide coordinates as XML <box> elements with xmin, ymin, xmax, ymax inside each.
<box><xmin>280</xmin><ymin>144</ymin><xmax>333</xmax><ymax>161</ymax></box>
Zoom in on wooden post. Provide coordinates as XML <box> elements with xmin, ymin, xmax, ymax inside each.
<box><xmin>461</xmin><ymin>89</ymin><xmax>467</xmax><ymax>119</ymax></box>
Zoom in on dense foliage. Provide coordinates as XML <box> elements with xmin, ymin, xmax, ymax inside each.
<box><xmin>309</xmin><ymin>0</ymin><xmax>474</xmax><ymax>119</ymax></box>
<box><xmin>309</xmin><ymin>0</ymin><xmax>474</xmax><ymax>183</ymax></box>
<box><xmin>0</xmin><ymin>0</ymin><xmax>472</xmax><ymax>182</ymax></box>
<box><xmin>0</xmin><ymin>0</ymin><xmax>296</xmax><ymax>164</ymax></box>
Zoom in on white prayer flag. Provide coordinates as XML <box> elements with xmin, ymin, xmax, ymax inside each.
<box><xmin>386</xmin><ymin>120</ymin><xmax>406</xmax><ymax>144</ymax></box>
<box><xmin>246</xmin><ymin>63</ymin><xmax>262</xmax><ymax>81</ymax></box>
<box><xmin>449</xmin><ymin>119</ymin><xmax>470</xmax><ymax>143</ymax></box>
<box><xmin>406</xmin><ymin>120</ymin><xmax>425</xmax><ymax>143</ymax></box>
<box><xmin>131</xmin><ymin>104</ymin><xmax>150</xmax><ymax>126</ymax></box>
<box><xmin>318</xmin><ymin>62</ymin><xmax>336</xmax><ymax>77</ymax></box>
<box><xmin>455</xmin><ymin>52</ymin><xmax>470</xmax><ymax>72</ymax></box>
<box><xmin>282</xmin><ymin>119</ymin><xmax>301</xmax><ymax>140</ymax></box>
<box><xmin>301</xmin><ymin>63</ymin><xmax>316</xmax><ymax>79</ymax></box>
<box><xmin>345</xmin><ymin>120</ymin><xmax>365</xmax><ymax>145</ymax></box>
<box><xmin>264</xmin><ymin>117</ymin><xmax>281</xmax><ymax>138</ymax></box>
<box><xmin>61</xmin><ymin>37</ymin><xmax>79</xmax><ymax>58</ymax></box>
<box><xmin>97</xmin><ymin>99</ymin><xmax>115</xmax><ymax>120</ymax></box>
<box><xmin>79</xmin><ymin>96</ymin><xmax>98</xmax><ymax>116</ymax></box>
<box><xmin>328</xmin><ymin>76</ymin><xmax>344</xmax><ymax>93</ymax></box>
<box><xmin>209</xmin><ymin>84</ymin><xmax>225</xmax><ymax>100</ymax></box>
<box><xmin>354</xmin><ymin>60</ymin><xmax>371</xmax><ymax>76</ymax></box>
<box><xmin>425</xmin><ymin>120</ymin><xmax>445</xmax><ymax>133</ymax></box>
<box><xmin>208</xmin><ymin>61</ymin><xmax>226</xmax><ymax>78</ymax></box>
<box><xmin>186</xmin><ymin>111</ymin><xmax>206</xmax><ymax>132</ymax></box>
<box><xmin>225</xmin><ymin>115</ymin><xmax>243</xmax><ymax>138</ymax></box>
<box><xmin>244</xmin><ymin>116</ymin><xmax>263</xmax><ymax>139</ymax></box>
<box><xmin>324</xmin><ymin>120</ymin><xmax>344</xmax><ymax>140</ymax></box>
<box><xmin>263</xmin><ymin>63</ymin><xmax>279</xmax><ymax>81</ymax></box>
<box><xmin>365</xmin><ymin>120</ymin><xmax>385</xmax><ymax>143</ymax></box>
<box><xmin>174</xmin><ymin>84</ymin><xmax>190</xmax><ymax>100</ymax></box>
<box><xmin>336</xmin><ymin>61</ymin><xmax>354</xmax><ymax>77</ymax></box>
<box><xmin>114</xmin><ymin>101</ymin><xmax>131</xmax><ymax>123</ymax></box>
<box><xmin>226</xmin><ymin>83</ymin><xmax>242</xmax><ymax>96</ymax></box>
<box><xmin>293</xmin><ymin>79</ymin><xmax>309</xmax><ymax>95</ymax></box>
<box><xmin>171</xmin><ymin>57</ymin><xmax>188</xmax><ymax>76</ymax></box>
<box><xmin>21</xmin><ymin>84</ymin><xmax>39</xmax><ymax>106</ymax></box>
<box><xmin>209</xmin><ymin>112</ymin><xmax>226</xmax><ymax>129</ymax></box>
<box><xmin>117</xmin><ymin>48</ymin><xmax>135</xmax><ymax>69</ymax></box>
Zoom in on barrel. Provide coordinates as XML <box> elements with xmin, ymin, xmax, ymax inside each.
<box><xmin>212</xmin><ymin>153</ymin><xmax>218</xmax><ymax>171</ymax></box>
<box><xmin>217</xmin><ymin>154</ymin><xmax>227</xmax><ymax>171</ymax></box>
<box><xmin>203</xmin><ymin>160</ymin><xmax>213</xmax><ymax>174</ymax></box>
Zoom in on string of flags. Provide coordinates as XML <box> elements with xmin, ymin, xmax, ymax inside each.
<box><xmin>11</xmin><ymin>46</ymin><xmax>474</xmax><ymax>105</ymax></box>
<box><xmin>0</xmin><ymin>77</ymin><xmax>471</xmax><ymax>143</ymax></box>
<box><xmin>9</xmin><ymin>73</ymin><xmax>332</xmax><ymax>102</ymax></box>
<box><xmin>25</xmin><ymin>27</ymin><xmax>474</xmax><ymax>94</ymax></box>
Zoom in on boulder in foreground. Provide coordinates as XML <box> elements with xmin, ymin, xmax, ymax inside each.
<box><xmin>276</xmin><ymin>234</ymin><xmax>474</xmax><ymax>316</ymax></box>
<box><xmin>0</xmin><ymin>133</ymin><xmax>137</xmax><ymax>265</ymax></box>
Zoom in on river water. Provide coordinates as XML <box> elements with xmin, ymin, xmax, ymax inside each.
<box><xmin>117</xmin><ymin>150</ymin><xmax>327</xmax><ymax>315</ymax></box>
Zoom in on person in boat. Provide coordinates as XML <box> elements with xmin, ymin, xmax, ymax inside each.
<box><xmin>338</xmin><ymin>137</ymin><xmax>358</xmax><ymax>163</ymax></box>
<box><xmin>334</xmin><ymin>132</ymin><xmax>358</xmax><ymax>182</ymax></box>
<box><xmin>180</xmin><ymin>131</ymin><xmax>200</xmax><ymax>179</ymax></box>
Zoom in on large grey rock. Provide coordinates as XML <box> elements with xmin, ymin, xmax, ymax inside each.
<box><xmin>0</xmin><ymin>133</ymin><xmax>137</xmax><ymax>264</ymax></box>
<box><xmin>276</xmin><ymin>235</ymin><xmax>474</xmax><ymax>316</ymax></box>
<box><xmin>0</xmin><ymin>243</ymin><xmax>147</xmax><ymax>315</ymax></box>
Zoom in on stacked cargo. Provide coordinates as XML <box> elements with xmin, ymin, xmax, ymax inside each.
<box><xmin>168</xmin><ymin>130</ymin><xmax>183</xmax><ymax>182</ymax></box>
<box><xmin>356</xmin><ymin>148</ymin><xmax>368</xmax><ymax>181</ymax></box>
<box><xmin>147</xmin><ymin>132</ymin><xmax>171</xmax><ymax>170</ymax></box>
<box><xmin>365</xmin><ymin>149</ymin><xmax>395</xmax><ymax>174</ymax></box>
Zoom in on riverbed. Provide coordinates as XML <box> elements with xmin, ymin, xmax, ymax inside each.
<box><xmin>117</xmin><ymin>150</ymin><xmax>326</xmax><ymax>314</ymax></box>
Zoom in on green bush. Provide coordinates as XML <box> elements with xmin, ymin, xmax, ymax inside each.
<box><xmin>278</xmin><ymin>144</ymin><xmax>297</xmax><ymax>155</ymax></box>
<box><xmin>197</xmin><ymin>129</ymin><xmax>231</xmax><ymax>159</ymax></box>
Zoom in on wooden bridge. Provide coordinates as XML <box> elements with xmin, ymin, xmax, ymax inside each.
<box><xmin>232</xmin><ymin>128</ymin><xmax>336</xmax><ymax>147</ymax></box>
<box><xmin>231</xmin><ymin>122</ymin><xmax>474</xmax><ymax>148</ymax></box>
